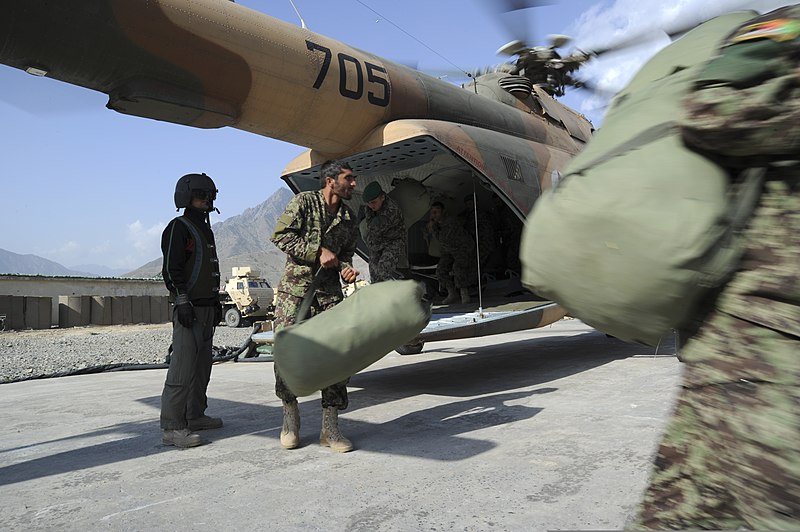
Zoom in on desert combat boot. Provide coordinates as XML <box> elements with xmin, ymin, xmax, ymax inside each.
<box><xmin>320</xmin><ymin>406</ymin><xmax>353</xmax><ymax>453</ymax></box>
<box><xmin>280</xmin><ymin>400</ymin><xmax>301</xmax><ymax>449</ymax></box>
<box><xmin>442</xmin><ymin>284</ymin><xmax>459</xmax><ymax>305</ymax></box>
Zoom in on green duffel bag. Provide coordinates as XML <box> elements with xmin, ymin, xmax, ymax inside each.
<box><xmin>520</xmin><ymin>11</ymin><xmax>763</xmax><ymax>346</ymax></box>
<box><xmin>273</xmin><ymin>279</ymin><xmax>431</xmax><ymax>397</ymax></box>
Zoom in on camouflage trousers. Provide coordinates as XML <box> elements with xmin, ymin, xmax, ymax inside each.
<box><xmin>272</xmin><ymin>291</ymin><xmax>349</xmax><ymax>409</ymax></box>
<box><xmin>633</xmin><ymin>179</ymin><xmax>800</xmax><ymax>530</ymax></box>
<box><xmin>436</xmin><ymin>248</ymin><xmax>478</xmax><ymax>290</ymax></box>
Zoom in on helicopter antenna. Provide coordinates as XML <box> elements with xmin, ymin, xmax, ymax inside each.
<box><xmin>287</xmin><ymin>0</ymin><xmax>307</xmax><ymax>29</ymax></box>
<box><xmin>470</xmin><ymin>182</ymin><xmax>485</xmax><ymax>317</ymax></box>
<box><xmin>354</xmin><ymin>0</ymin><xmax>470</xmax><ymax>78</ymax></box>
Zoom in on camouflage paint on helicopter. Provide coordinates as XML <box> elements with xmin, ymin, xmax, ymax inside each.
<box><xmin>0</xmin><ymin>0</ymin><xmax>594</xmax><ymax>340</ymax></box>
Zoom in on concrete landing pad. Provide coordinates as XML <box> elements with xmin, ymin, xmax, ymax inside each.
<box><xmin>0</xmin><ymin>320</ymin><xmax>680</xmax><ymax>531</ymax></box>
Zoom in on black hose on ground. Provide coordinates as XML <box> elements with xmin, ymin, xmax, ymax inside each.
<box><xmin>3</xmin><ymin>323</ymin><xmax>272</xmax><ymax>384</ymax></box>
<box><xmin>234</xmin><ymin>321</ymin><xmax>275</xmax><ymax>362</ymax></box>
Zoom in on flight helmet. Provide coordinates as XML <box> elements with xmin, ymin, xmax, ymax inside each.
<box><xmin>174</xmin><ymin>173</ymin><xmax>218</xmax><ymax>210</ymax></box>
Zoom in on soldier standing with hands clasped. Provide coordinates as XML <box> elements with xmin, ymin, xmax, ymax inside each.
<box><xmin>634</xmin><ymin>6</ymin><xmax>800</xmax><ymax>530</ymax></box>
<box><xmin>160</xmin><ymin>173</ymin><xmax>224</xmax><ymax>449</ymax></box>
<box><xmin>271</xmin><ymin>160</ymin><xmax>360</xmax><ymax>453</ymax></box>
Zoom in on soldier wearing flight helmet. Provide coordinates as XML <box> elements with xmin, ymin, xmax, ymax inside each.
<box><xmin>159</xmin><ymin>173</ymin><xmax>223</xmax><ymax>448</ymax></box>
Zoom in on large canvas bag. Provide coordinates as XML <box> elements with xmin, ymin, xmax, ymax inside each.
<box><xmin>273</xmin><ymin>279</ymin><xmax>431</xmax><ymax>396</ymax></box>
<box><xmin>520</xmin><ymin>11</ymin><xmax>762</xmax><ymax>346</ymax></box>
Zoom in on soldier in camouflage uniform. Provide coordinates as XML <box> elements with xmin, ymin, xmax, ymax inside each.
<box><xmin>491</xmin><ymin>194</ymin><xmax>522</xmax><ymax>277</ymax></box>
<box><xmin>635</xmin><ymin>6</ymin><xmax>800</xmax><ymax>529</ymax></box>
<box><xmin>362</xmin><ymin>181</ymin><xmax>408</xmax><ymax>282</ymax></box>
<box><xmin>461</xmin><ymin>194</ymin><xmax>501</xmax><ymax>278</ymax></box>
<box><xmin>424</xmin><ymin>201</ymin><xmax>477</xmax><ymax>304</ymax></box>
<box><xmin>270</xmin><ymin>160</ymin><xmax>360</xmax><ymax>453</ymax></box>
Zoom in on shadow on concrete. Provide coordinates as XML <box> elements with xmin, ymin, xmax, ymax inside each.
<box><xmin>0</xmin><ymin>329</ymin><xmax>674</xmax><ymax>484</ymax></box>
<box><xmin>350</xmin><ymin>330</ymin><xmax>670</xmax><ymax>401</ymax></box>
<box><xmin>346</xmin><ymin>390</ymin><xmax>546</xmax><ymax>459</ymax></box>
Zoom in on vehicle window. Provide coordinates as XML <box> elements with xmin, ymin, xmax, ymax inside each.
<box><xmin>237</xmin><ymin>282</ymin><xmax>244</xmax><ymax>290</ymax></box>
<box><xmin>249</xmin><ymin>281</ymin><xmax>258</xmax><ymax>288</ymax></box>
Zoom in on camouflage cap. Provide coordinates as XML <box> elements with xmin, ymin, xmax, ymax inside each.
<box><xmin>362</xmin><ymin>181</ymin><xmax>384</xmax><ymax>203</ymax></box>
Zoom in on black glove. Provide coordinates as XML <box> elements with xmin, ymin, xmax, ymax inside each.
<box><xmin>214</xmin><ymin>302</ymin><xmax>223</xmax><ymax>326</ymax></box>
<box><xmin>174</xmin><ymin>294</ymin><xmax>195</xmax><ymax>328</ymax></box>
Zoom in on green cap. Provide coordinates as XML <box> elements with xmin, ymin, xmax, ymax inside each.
<box><xmin>362</xmin><ymin>181</ymin><xmax>384</xmax><ymax>203</ymax></box>
<box><xmin>696</xmin><ymin>39</ymin><xmax>785</xmax><ymax>85</ymax></box>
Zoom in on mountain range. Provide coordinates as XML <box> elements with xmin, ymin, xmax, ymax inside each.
<box><xmin>0</xmin><ymin>249</ymin><xmax>96</xmax><ymax>277</ymax></box>
<box><xmin>3</xmin><ymin>187</ymin><xmax>367</xmax><ymax>288</ymax></box>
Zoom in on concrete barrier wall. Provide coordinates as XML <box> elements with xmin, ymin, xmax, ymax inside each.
<box><xmin>0</xmin><ymin>276</ymin><xmax>171</xmax><ymax>330</ymax></box>
<box><xmin>91</xmin><ymin>296</ymin><xmax>112</xmax><ymax>326</ymax></box>
<box><xmin>0</xmin><ymin>295</ymin><xmax>52</xmax><ymax>330</ymax></box>
<box><xmin>0</xmin><ymin>294</ymin><xmax>171</xmax><ymax>330</ymax></box>
<box><xmin>58</xmin><ymin>296</ymin><xmax>91</xmax><ymax>328</ymax></box>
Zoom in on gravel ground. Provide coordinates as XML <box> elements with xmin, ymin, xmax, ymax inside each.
<box><xmin>0</xmin><ymin>323</ymin><xmax>257</xmax><ymax>384</ymax></box>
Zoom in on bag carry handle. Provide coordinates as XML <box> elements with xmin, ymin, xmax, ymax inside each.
<box><xmin>295</xmin><ymin>267</ymin><xmax>325</xmax><ymax>325</ymax></box>
<box><xmin>295</xmin><ymin>266</ymin><xmax>357</xmax><ymax>324</ymax></box>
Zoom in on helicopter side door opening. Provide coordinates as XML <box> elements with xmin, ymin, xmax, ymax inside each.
<box><xmin>281</xmin><ymin>131</ymin><xmax>567</xmax><ymax>349</ymax></box>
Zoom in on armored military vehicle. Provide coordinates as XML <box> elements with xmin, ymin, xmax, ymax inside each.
<box><xmin>219</xmin><ymin>267</ymin><xmax>275</xmax><ymax>327</ymax></box>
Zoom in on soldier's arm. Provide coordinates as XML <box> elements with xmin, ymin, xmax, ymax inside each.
<box><xmin>337</xmin><ymin>223</ymin><xmax>358</xmax><ymax>273</ymax></box>
<box><xmin>161</xmin><ymin>219</ymin><xmax>190</xmax><ymax>295</ymax></box>
<box><xmin>680</xmin><ymin>6</ymin><xmax>800</xmax><ymax>161</ymax></box>
<box><xmin>367</xmin><ymin>211</ymin><xmax>393</xmax><ymax>241</ymax></box>
<box><xmin>271</xmin><ymin>195</ymin><xmax>318</xmax><ymax>264</ymax></box>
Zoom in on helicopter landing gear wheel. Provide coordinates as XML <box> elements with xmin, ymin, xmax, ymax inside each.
<box><xmin>225</xmin><ymin>307</ymin><xmax>242</xmax><ymax>328</ymax></box>
<box><xmin>395</xmin><ymin>342</ymin><xmax>424</xmax><ymax>355</ymax></box>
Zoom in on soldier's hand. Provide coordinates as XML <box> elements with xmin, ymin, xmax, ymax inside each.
<box><xmin>319</xmin><ymin>247</ymin><xmax>340</xmax><ymax>269</ymax></box>
<box><xmin>175</xmin><ymin>302</ymin><xmax>194</xmax><ymax>329</ymax></box>
<box><xmin>340</xmin><ymin>266</ymin><xmax>359</xmax><ymax>284</ymax></box>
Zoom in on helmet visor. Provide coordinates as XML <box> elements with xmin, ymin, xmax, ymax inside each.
<box><xmin>191</xmin><ymin>189</ymin><xmax>216</xmax><ymax>201</ymax></box>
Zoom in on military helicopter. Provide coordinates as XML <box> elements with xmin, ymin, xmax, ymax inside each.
<box><xmin>0</xmin><ymin>0</ymin><xmax>697</xmax><ymax>353</ymax></box>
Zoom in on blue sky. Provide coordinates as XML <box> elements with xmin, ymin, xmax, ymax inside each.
<box><xmin>0</xmin><ymin>0</ymin><xmax>788</xmax><ymax>272</ymax></box>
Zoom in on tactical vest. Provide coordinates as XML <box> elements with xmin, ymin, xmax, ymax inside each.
<box><xmin>177</xmin><ymin>216</ymin><xmax>220</xmax><ymax>303</ymax></box>
<box><xmin>520</xmin><ymin>11</ymin><xmax>763</xmax><ymax>346</ymax></box>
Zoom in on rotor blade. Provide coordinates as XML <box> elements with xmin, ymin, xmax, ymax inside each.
<box><xmin>478</xmin><ymin>0</ymin><xmax>554</xmax><ymax>51</ymax></box>
<box><xmin>571</xmin><ymin>77</ymin><xmax>619</xmax><ymax>100</ymax></box>
<box><xmin>495</xmin><ymin>0</ymin><xmax>554</xmax><ymax>13</ymax></box>
<box><xmin>583</xmin><ymin>29</ymin><xmax>667</xmax><ymax>58</ymax></box>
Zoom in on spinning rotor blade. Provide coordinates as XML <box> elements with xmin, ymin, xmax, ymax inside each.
<box><xmin>479</xmin><ymin>0</ymin><xmax>555</xmax><ymax>54</ymax></box>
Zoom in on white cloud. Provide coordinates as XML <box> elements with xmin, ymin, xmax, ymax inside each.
<box><xmin>122</xmin><ymin>220</ymin><xmax>166</xmax><ymax>268</ymax></box>
<box><xmin>566</xmin><ymin>0</ymin><xmax>793</xmax><ymax>117</ymax></box>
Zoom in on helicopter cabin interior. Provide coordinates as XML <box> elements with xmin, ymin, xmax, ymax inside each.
<box><xmin>281</xmin><ymin>135</ymin><xmax>553</xmax><ymax>317</ymax></box>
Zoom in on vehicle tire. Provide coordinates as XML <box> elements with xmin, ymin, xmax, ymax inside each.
<box><xmin>395</xmin><ymin>342</ymin><xmax>424</xmax><ymax>355</ymax></box>
<box><xmin>225</xmin><ymin>307</ymin><xmax>242</xmax><ymax>328</ymax></box>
